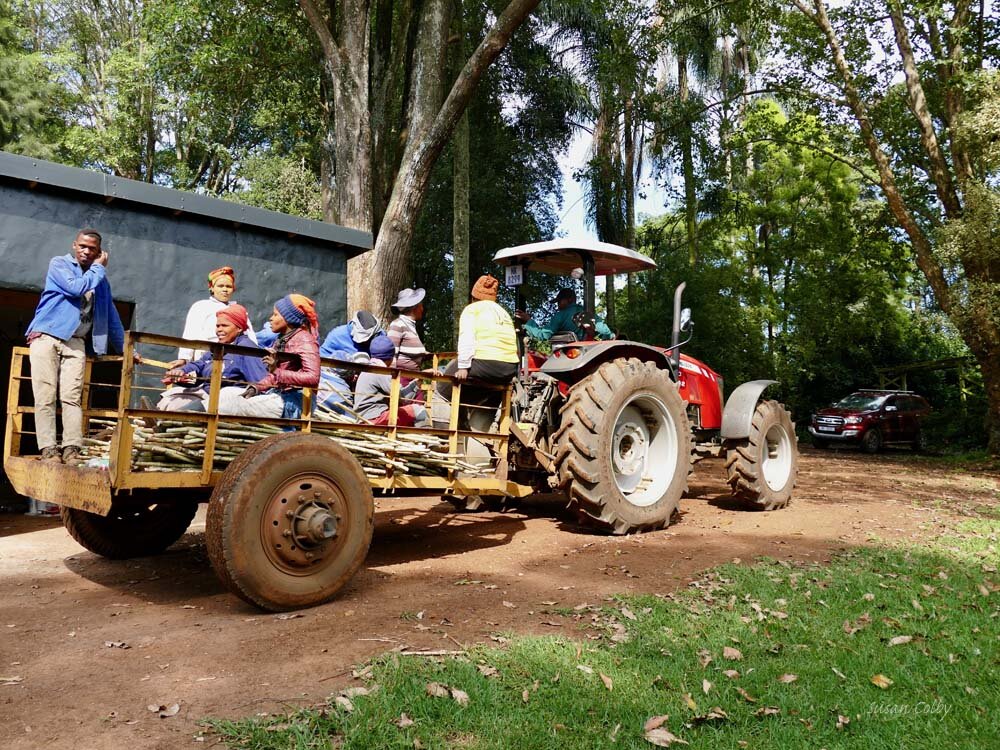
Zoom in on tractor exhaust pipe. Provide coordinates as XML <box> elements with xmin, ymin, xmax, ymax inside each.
<box><xmin>670</xmin><ymin>282</ymin><xmax>686</xmax><ymax>368</ymax></box>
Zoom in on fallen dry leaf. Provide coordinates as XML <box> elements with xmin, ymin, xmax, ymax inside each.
<box><xmin>702</xmin><ymin>679</ymin><xmax>712</xmax><ymax>695</ymax></box>
<box><xmin>735</xmin><ymin>687</ymin><xmax>757</xmax><ymax>703</ymax></box>
<box><xmin>888</xmin><ymin>635</ymin><xmax>913</xmax><ymax>647</ymax></box>
<box><xmin>477</xmin><ymin>664</ymin><xmax>499</xmax><ymax>678</ymax></box>
<box><xmin>682</xmin><ymin>692</ymin><xmax>698</xmax><ymax>711</ymax></box>
<box><xmin>450</xmin><ymin>688</ymin><xmax>469</xmax><ymax>706</ymax></box>
<box><xmin>521</xmin><ymin>689</ymin><xmax>530</xmax><ymax>704</ymax></box>
<box><xmin>723</xmin><ymin>647</ymin><xmax>743</xmax><ymax>661</ymax></box>
<box><xmin>274</xmin><ymin>613</ymin><xmax>303</xmax><ymax>620</ymax></box>
<box><xmin>577</xmin><ymin>664</ymin><xmax>594</xmax><ymax>675</ymax></box>
<box><xmin>502</xmin><ymin>601</ymin><xmax>517</xmax><ymax>609</ymax></box>
<box><xmin>334</xmin><ymin>696</ymin><xmax>354</xmax><ymax>712</ymax></box>
<box><xmin>395</xmin><ymin>713</ymin><xmax>414</xmax><ymax>728</ymax></box>
<box><xmin>644</xmin><ymin>727</ymin><xmax>689</xmax><ymax>746</ymax></box>
<box><xmin>147</xmin><ymin>703</ymin><xmax>180</xmax><ymax>718</ymax></box>
<box><xmin>104</xmin><ymin>641</ymin><xmax>130</xmax><ymax>649</ymax></box>
<box><xmin>722</xmin><ymin>670</ymin><xmax>740</xmax><ymax>679</ymax></box>
<box><xmin>643</xmin><ymin>715</ymin><xmax>670</xmax><ymax>732</ymax></box>
<box><xmin>831</xmin><ymin>667</ymin><xmax>847</xmax><ymax>680</ymax></box>
<box><xmin>777</xmin><ymin>673</ymin><xmax>798</xmax><ymax>684</ymax></box>
<box><xmin>1</xmin><ymin>676</ymin><xmax>24</xmax><ymax>685</ymax></box>
<box><xmin>697</xmin><ymin>649</ymin><xmax>713</xmax><ymax>668</ymax></box>
<box><xmin>600</xmin><ymin>673</ymin><xmax>613</xmax><ymax>691</ymax></box>
<box><xmin>836</xmin><ymin>714</ymin><xmax>850</xmax><ymax>730</ymax></box>
<box><xmin>621</xmin><ymin>606</ymin><xmax>637</xmax><ymax>621</ymax></box>
<box><xmin>341</xmin><ymin>686</ymin><xmax>372</xmax><ymax>699</ymax></box>
<box><xmin>755</xmin><ymin>706</ymin><xmax>781</xmax><ymax>717</ymax></box>
<box><xmin>425</xmin><ymin>682</ymin><xmax>449</xmax><ymax>698</ymax></box>
<box><xmin>692</xmin><ymin>707</ymin><xmax>728</xmax><ymax>723</ymax></box>
<box><xmin>870</xmin><ymin>674</ymin><xmax>893</xmax><ymax>689</ymax></box>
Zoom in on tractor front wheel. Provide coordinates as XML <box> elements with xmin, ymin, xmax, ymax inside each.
<box><xmin>553</xmin><ymin>358</ymin><xmax>692</xmax><ymax>534</ymax></box>
<box><xmin>723</xmin><ymin>400</ymin><xmax>798</xmax><ymax>510</ymax></box>
<box><xmin>206</xmin><ymin>433</ymin><xmax>373</xmax><ymax>611</ymax></box>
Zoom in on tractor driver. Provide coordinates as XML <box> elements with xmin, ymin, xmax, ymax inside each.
<box><xmin>514</xmin><ymin>288</ymin><xmax>613</xmax><ymax>342</ymax></box>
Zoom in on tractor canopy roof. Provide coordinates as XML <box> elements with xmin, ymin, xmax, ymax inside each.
<box><xmin>493</xmin><ymin>239</ymin><xmax>656</xmax><ymax>276</ymax></box>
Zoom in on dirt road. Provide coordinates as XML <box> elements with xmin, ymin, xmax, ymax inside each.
<box><xmin>1</xmin><ymin>449</ymin><xmax>996</xmax><ymax>749</ymax></box>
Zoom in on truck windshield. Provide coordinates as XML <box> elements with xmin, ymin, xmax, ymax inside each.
<box><xmin>833</xmin><ymin>394</ymin><xmax>887</xmax><ymax>411</ymax></box>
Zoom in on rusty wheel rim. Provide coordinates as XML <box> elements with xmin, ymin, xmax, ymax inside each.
<box><xmin>261</xmin><ymin>473</ymin><xmax>346</xmax><ymax>576</ymax></box>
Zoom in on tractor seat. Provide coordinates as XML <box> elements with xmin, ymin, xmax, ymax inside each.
<box><xmin>548</xmin><ymin>332</ymin><xmax>579</xmax><ymax>345</ymax></box>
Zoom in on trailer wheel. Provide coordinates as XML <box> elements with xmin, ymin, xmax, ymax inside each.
<box><xmin>552</xmin><ymin>358</ymin><xmax>692</xmax><ymax>534</ymax></box>
<box><xmin>724</xmin><ymin>400</ymin><xmax>798</xmax><ymax>510</ymax></box>
<box><xmin>61</xmin><ymin>499</ymin><xmax>198</xmax><ymax>560</ymax></box>
<box><xmin>206</xmin><ymin>433</ymin><xmax>373</xmax><ymax>611</ymax></box>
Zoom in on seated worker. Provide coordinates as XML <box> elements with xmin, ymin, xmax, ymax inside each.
<box><xmin>219</xmin><ymin>294</ymin><xmax>320</xmax><ymax>418</ymax></box>
<box><xmin>387</xmin><ymin>287</ymin><xmax>429</xmax><ymax>371</ymax></box>
<box><xmin>157</xmin><ymin>305</ymin><xmax>267</xmax><ymax>412</ymax></box>
<box><xmin>353</xmin><ymin>335</ymin><xmax>429</xmax><ymax>427</ymax></box>
<box><xmin>317</xmin><ymin>310</ymin><xmax>382</xmax><ymax>413</ymax></box>
<box><xmin>178</xmin><ymin>266</ymin><xmax>256</xmax><ymax>360</ymax></box>
<box><xmin>514</xmin><ymin>287</ymin><xmax>613</xmax><ymax>341</ymax></box>
<box><xmin>438</xmin><ymin>275</ymin><xmax>518</xmax><ymax>405</ymax></box>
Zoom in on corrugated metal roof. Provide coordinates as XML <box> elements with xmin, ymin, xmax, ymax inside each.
<box><xmin>0</xmin><ymin>151</ymin><xmax>372</xmax><ymax>257</ymax></box>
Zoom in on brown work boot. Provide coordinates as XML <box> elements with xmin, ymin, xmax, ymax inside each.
<box><xmin>62</xmin><ymin>446</ymin><xmax>82</xmax><ymax>465</ymax></box>
<box><xmin>40</xmin><ymin>446</ymin><xmax>62</xmax><ymax>462</ymax></box>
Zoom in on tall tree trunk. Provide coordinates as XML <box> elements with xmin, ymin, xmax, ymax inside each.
<box><xmin>368</xmin><ymin>0</ymin><xmax>541</xmax><ymax>319</ymax></box>
<box><xmin>624</xmin><ymin>95</ymin><xmax>636</xmax><ymax>312</ymax></box>
<box><xmin>299</xmin><ymin>0</ymin><xmax>375</xmax><ymax>313</ymax></box>
<box><xmin>451</xmin><ymin>0</ymin><xmax>470</xmax><ymax>344</ymax></box>
<box><xmin>678</xmin><ymin>55</ymin><xmax>697</xmax><ymax>267</ymax></box>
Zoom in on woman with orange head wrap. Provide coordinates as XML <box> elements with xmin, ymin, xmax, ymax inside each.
<box><xmin>176</xmin><ymin>265</ymin><xmax>258</xmax><ymax>361</ymax></box>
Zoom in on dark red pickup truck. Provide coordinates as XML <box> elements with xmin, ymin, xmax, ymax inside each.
<box><xmin>809</xmin><ymin>390</ymin><xmax>931</xmax><ymax>453</ymax></box>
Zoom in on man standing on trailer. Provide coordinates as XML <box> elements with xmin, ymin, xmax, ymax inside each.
<box><xmin>25</xmin><ymin>228</ymin><xmax>125</xmax><ymax>464</ymax></box>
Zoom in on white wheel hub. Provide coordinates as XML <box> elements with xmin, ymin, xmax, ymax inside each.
<box><xmin>761</xmin><ymin>423</ymin><xmax>793</xmax><ymax>491</ymax></box>
<box><xmin>611</xmin><ymin>397</ymin><xmax>678</xmax><ymax>507</ymax></box>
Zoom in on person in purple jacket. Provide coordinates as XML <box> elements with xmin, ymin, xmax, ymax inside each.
<box><xmin>158</xmin><ymin>304</ymin><xmax>267</xmax><ymax>412</ymax></box>
<box><xmin>25</xmin><ymin>228</ymin><xmax>125</xmax><ymax>464</ymax></box>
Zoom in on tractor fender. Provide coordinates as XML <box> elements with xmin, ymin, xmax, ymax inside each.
<box><xmin>720</xmin><ymin>380</ymin><xmax>779</xmax><ymax>440</ymax></box>
<box><xmin>539</xmin><ymin>340</ymin><xmax>675</xmax><ymax>385</ymax></box>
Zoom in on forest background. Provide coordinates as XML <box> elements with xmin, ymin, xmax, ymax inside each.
<box><xmin>1</xmin><ymin>0</ymin><xmax>996</xmax><ymax>451</ymax></box>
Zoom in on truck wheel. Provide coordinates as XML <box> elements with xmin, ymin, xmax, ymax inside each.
<box><xmin>206</xmin><ymin>433</ymin><xmax>373</xmax><ymax>612</ymax></box>
<box><xmin>861</xmin><ymin>428</ymin><xmax>882</xmax><ymax>454</ymax></box>
<box><xmin>724</xmin><ymin>400</ymin><xmax>798</xmax><ymax>511</ymax></box>
<box><xmin>553</xmin><ymin>358</ymin><xmax>692</xmax><ymax>534</ymax></box>
<box><xmin>61</xmin><ymin>499</ymin><xmax>198</xmax><ymax>560</ymax></box>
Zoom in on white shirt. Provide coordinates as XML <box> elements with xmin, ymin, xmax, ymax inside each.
<box><xmin>177</xmin><ymin>297</ymin><xmax>257</xmax><ymax>360</ymax></box>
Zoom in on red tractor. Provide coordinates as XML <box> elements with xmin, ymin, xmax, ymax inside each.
<box><xmin>486</xmin><ymin>239</ymin><xmax>798</xmax><ymax>534</ymax></box>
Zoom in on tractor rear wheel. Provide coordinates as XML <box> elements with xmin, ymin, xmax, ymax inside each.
<box><xmin>206</xmin><ymin>433</ymin><xmax>373</xmax><ymax>611</ymax></box>
<box><xmin>553</xmin><ymin>358</ymin><xmax>692</xmax><ymax>534</ymax></box>
<box><xmin>61</xmin><ymin>498</ymin><xmax>197</xmax><ymax>559</ymax></box>
<box><xmin>724</xmin><ymin>400</ymin><xmax>797</xmax><ymax>510</ymax></box>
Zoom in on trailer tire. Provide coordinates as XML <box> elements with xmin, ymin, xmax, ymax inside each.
<box><xmin>206</xmin><ymin>433</ymin><xmax>373</xmax><ymax>611</ymax></box>
<box><xmin>724</xmin><ymin>400</ymin><xmax>798</xmax><ymax>510</ymax></box>
<box><xmin>61</xmin><ymin>499</ymin><xmax>198</xmax><ymax>560</ymax></box>
<box><xmin>552</xmin><ymin>358</ymin><xmax>692</xmax><ymax>534</ymax></box>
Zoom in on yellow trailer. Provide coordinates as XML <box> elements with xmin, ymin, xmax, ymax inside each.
<box><xmin>4</xmin><ymin>332</ymin><xmax>533</xmax><ymax>611</ymax></box>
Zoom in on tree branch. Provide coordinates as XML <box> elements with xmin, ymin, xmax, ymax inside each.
<box><xmin>791</xmin><ymin>0</ymin><xmax>952</xmax><ymax>313</ymax></box>
<box><xmin>887</xmin><ymin>0</ymin><xmax>961</xmax><ymax>217</ymax></box>
<box><xmin>298</xmin><ymin>0</ymin><xmax>338</xmax><ymax>64</ymax></box>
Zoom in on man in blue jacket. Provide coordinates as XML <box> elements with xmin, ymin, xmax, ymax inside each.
<box><xmin>26</xmin><ymin>229</ymin><xmax>125</xmax><ymax>463</ymax></box>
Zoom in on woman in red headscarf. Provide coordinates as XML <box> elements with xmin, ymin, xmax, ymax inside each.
<box><xmin>158</xmin><ymin>304</ymin><xmax>268</xmax><ymax>412</ymax></box>
<box><xmin>176</xmin><ymin>266</ymin><xmax>258</xmax><ymax>361</ymax></box>
<box><xmin>218</xmin><ymin>294</ymin><xmax>321</xmax><ymax>418</ymax></box>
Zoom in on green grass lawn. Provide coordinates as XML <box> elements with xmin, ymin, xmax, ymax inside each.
<box><xmin>209</xmin><ymin>521</ymin><xmax>999</xmax><ymax>749</ymax></box>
